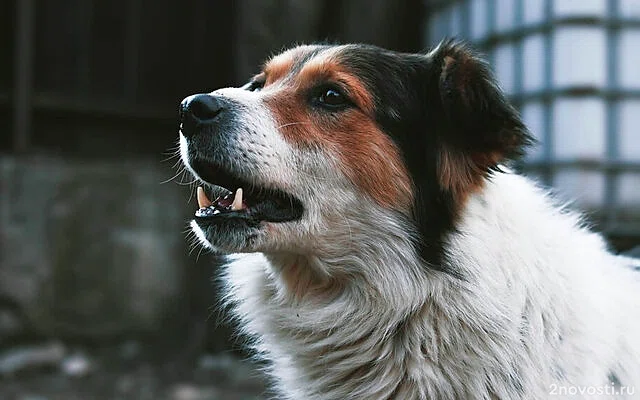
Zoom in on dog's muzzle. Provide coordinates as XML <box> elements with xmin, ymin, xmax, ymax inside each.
<box><xmin>178</xmin><ymin>92</ymin><xmax>304</xmax><ymax>227</ymax></box>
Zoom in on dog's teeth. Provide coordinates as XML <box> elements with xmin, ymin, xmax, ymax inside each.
<box><xmin>231</xmin><ymin>188</ymin><xmax>243</xmax><ymax>211</ymax></box>
<box><xmin>197</xmin><ymin>186</ymin><xmax>212</xmax><ymax>208</ymax></box>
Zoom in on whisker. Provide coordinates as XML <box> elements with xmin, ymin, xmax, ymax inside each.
<box><xmin>195</xmin><ymin>245</ymin><xmax>206</xmax><ymax>262</ymax></box>
<box><xmin>276</xmin><ymin>121</ymin><xmax>311</xmax><ymax>129</ymax></box>
<box><xmin>161</xmin><ymin>146</ymin><xmax>180</xmax><ymax>156</ymax></box>
<box><xmin>175</xmin><ymin>178</ymin><xmax>198</xmax><ymax>186</ymax></box>
<box><xmin>170</xmin><ymin>158</ymin><xmax>184</xmax><ymax>169</ymax></box>
<box><xmin>161</xmin><ymin>152</ymin><xmax>181</xmax><ymax>163</ymax></box>
<box><xmin>159</xmin><ymin>169</ymin><xmax>187</xmax><ymax>185</ymax></box>
<box><xmin>186</xmin><ymin>171</ymin><xmax>198</xmax><ymax>202</ymax></box>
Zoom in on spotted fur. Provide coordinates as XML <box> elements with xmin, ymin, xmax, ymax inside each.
<box><xmin>180</xmin><ymin>40</ymin><xmax>640</xmax><ymax>399</ymax></box>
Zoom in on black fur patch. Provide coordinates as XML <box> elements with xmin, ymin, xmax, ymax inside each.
<box><xmin>335</xmin><ymin>40</ymin><xmax>533</xmax><ymax>273</ymax></box>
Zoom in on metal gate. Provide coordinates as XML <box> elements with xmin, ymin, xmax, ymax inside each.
<box><xmin>426</xmin><ymin>0</ymin><xmax>640</xmax><ymax>237</ymax></box>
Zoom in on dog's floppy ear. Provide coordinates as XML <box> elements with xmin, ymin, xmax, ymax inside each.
<box><xmin>428</xmin><ymin>39</ymin><xmax>532</xmax><ymax>200</ymax></box>
<box><xmin>404</xmin><ymin>40</ymin><xmax>532</xmax><ymax>271</ymax></box>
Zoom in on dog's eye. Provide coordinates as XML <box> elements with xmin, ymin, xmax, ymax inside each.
<box><xmin>320</xmin><ymin>89</ymin><xmax>343</xmax><ymax>105</ymax></box>
<box><xmin>245</xmin><ymin>80</ymin><xmax>264</xmax><ymax>92</ymax></box>
<box><xmin>313</xmin><ymin>87</ymin><xmax>350</xmax><ymax>110</ymax></box>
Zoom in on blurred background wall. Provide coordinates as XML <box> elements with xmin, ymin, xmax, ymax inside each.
<box><xmin>0</xmin><ymin>0</ymin><xmax>639</xmax><ymax>398</ymax></box>
<box><xmin>427</xmin><ymin>0</ymin><xmax>640</xmax><ymax>244</ymax></box>
<box><xmin>1</xmin><ymin>2</ymin><xmax>424</xmax><ymax>397</ymax></box>
<box><xmin>1</xmin><ymin>0</ymin><xmax>423</xmax><ymax>345</ymax></box>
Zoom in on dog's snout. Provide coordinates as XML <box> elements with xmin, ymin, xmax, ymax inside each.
<box><xmin>180</xmin><ymin>94</ymin><xmax>225</xmax><ymax>138</ymax></box>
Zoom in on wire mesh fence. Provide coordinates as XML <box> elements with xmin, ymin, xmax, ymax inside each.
<box><xmin>426</xmin><ymin>0</ymin><xmax>640</xmax><ymax>237</ymax></box>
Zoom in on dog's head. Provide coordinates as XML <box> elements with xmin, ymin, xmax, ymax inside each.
<box><xmin>179</xmin><ymin>40</ymin><xmax>531</xmax><ymax>266</ymax></box>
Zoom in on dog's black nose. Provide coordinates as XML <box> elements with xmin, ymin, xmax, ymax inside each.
<box><xmin>179</xmin><ymin>94</ymin><xmax>225</xmax><ymax>138</ymax></box>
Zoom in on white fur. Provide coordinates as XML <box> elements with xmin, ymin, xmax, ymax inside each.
<box><xmin>182</xmin><ymin>86</ymin><xmax>640</xmax><ymax>399</ymax></box>
<box><xmin>214</xmin><ymin>172</ymin><xmax>640</xmax><ymax>400</ymax></box>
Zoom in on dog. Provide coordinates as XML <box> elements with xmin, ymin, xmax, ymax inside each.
<box><xmin>178</xmin><ymin>40</ymin><xmax>640</xmax><ymax>399</ymax></box>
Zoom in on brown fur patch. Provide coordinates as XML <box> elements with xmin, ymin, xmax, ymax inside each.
<box><xmin>437</xmin><ymin>147</ymin><xmax>483</xmax><ymax>204</ymax></box>
<box><xmin>438</xmin><ymin>146</ymin><xmax>502</xmax><ymax>204</ymax></box>
<box><xmin>264</xmin><ymin>53</ymin><xmax>294</xmax><ymax>86</ymax></box>
<box><xmin>262</xmin><ymin>55</ymin><xmax>412</xmax><ymax>213</ymax></box>
<box><xmin>297</xmin><ymin>56</ymin><xmax>375</xmax><ymax>115</ymax></box>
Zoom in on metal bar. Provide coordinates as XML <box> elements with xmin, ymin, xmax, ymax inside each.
<box><xmin>600</xmin><ymin>220</ymin><xmax>640</xmax><ymax>236</ymax></box>
<box><xmin>604</xmin><ymin>0</ymin><xmax>621</xmax><ymax>229</ymax></box>
<box><xmin>541</xmin><ymin>0</ymin><xmax>554</xmax><ymax>185</ymax></box>
<box><xmin>441</xmin><ymin>3</ymin><xmax>451</xmax><ymax>42</ymax></box>
<box><xmin>450</xmin><ymin>2</ymin><xmax>461</xmax><ymax>38</ymax></box>
<box><xmin>509</xmin><ymin>87</ymin><xmax>640</xmax><ymax>104</ymax></box>
<box><xmin>510</xmin><ymin>0</ymin><xmax>524</xmax><ymax>175</ymax></box>
<box><xmin>513</xmin><ymin>0</ymin><xmax>524</xmax><ymax>97</ymax></box>
<box><xmin>486</xmin><ymin>0</ymin><xmax>496</xmax><ymax>65</ymax></box>
<box><xmin>477</xmin><ymin>16</ymin><xmax>640</xmax><ymax>48</ymax></box>
<box><xmin>13</xmin><ymin>0</ymin><xmax>36</xmax><ymax>152</ymax></box>
<box><xmin>604</xmin><ymin>225</ymin><xmax>640</xmax><ymax>237</ymax></box>
<box><xmin>460</xmin><ymin>0</ymin><xmax>471</xmax><ymax>39</ymax></box>
<box><xmin>426</xmin><ymin>0</ymin><xmax>465</xmax><ymax>13</ymax></box>
<box><xmin>427</xmin><ymin>2</ymin><xmax>439</xmax><ymax>45</ymax></box>
<box><xmin>523</xmin><ymin>160</ymin><xmax>640</xmax><ymax>172</ymax></box>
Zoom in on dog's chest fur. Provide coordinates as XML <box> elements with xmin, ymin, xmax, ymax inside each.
<box><xmin>223</xmin><ymin>172</ymin><xmax>640</xmax><ymax>400</ymax></box>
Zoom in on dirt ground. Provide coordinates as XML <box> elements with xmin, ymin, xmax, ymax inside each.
<box><xmin>0</xmin><ymin>343</ymin><xmax>267</xmax><ymax>400</ymax></box>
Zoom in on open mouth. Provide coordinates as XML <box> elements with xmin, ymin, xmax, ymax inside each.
<box><xmin>191</xmin><ymin>158</ymin><xmax>304</xmax><ymax>224</ymax></box>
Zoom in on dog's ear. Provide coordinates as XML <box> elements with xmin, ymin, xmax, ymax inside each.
<box><xmin>401</xmin><ymin>40</ymin><xmax>532</xmax><ymax>271</ymax></box>
<box><xmin>428</xmin><ymin>40</ymin><xmax>532</xmax><ymax>200</ymax></box>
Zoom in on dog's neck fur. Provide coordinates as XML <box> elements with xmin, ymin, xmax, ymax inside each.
<box><xmin>225</xmin><ymin>208</ymin><xmax>442</xmax><ymax>398</ymax></box>
<box><xmin>223</xmin><ymin>172</ymin><xmax>640</xmax><ymax>399</ymax></box>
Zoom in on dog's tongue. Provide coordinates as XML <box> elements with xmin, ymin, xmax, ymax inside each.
<box><xmin>197</xmin><ymin>186</ymin><xmax>246</xmax><ymax>211</ymax></box>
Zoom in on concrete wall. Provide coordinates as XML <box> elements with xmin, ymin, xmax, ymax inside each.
<box><xmin>0</xmin><ymin>155</ymin><xmax>195</xmax><ymax>339</ymax></box>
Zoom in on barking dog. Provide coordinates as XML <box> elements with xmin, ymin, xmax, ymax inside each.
<box><xmin>178</xmin><ymin>41</ymin><xmax>640</xmax><ymax>399</ymax></box>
